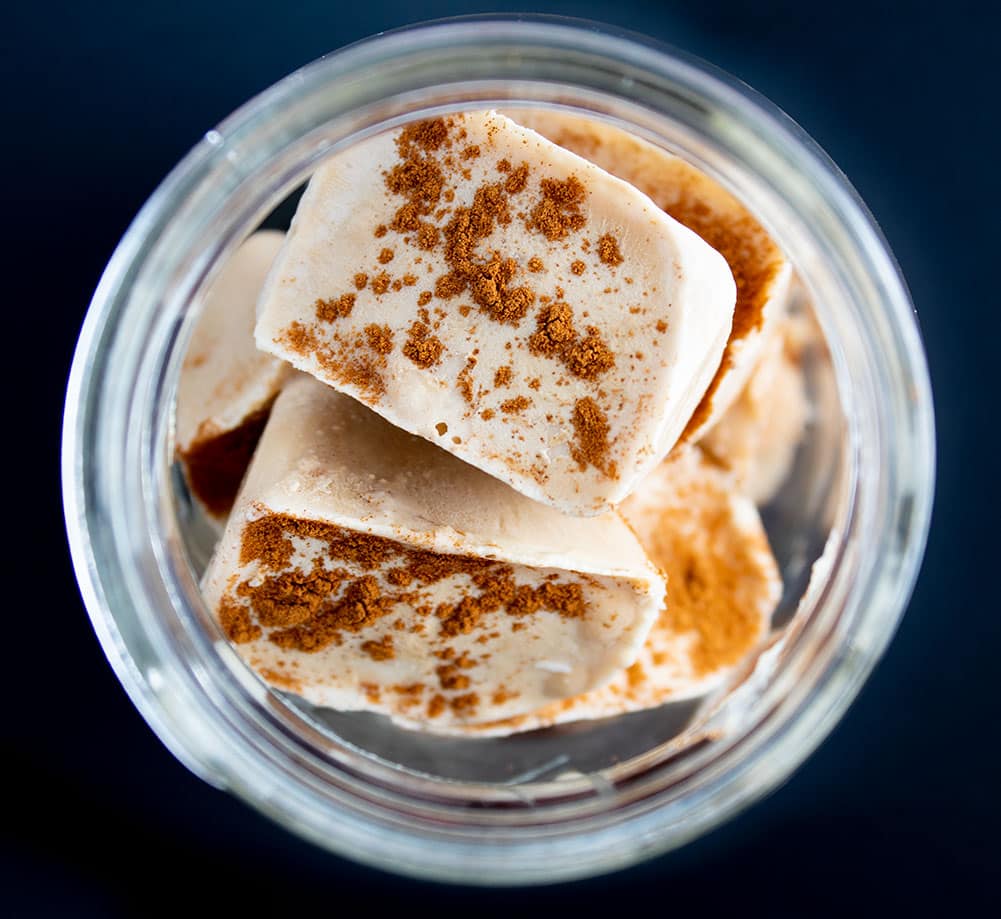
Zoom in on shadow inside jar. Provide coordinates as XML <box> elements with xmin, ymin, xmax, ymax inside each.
<box><xmin>284</xmin><ymin>694</ymin><xmax>706</xmax><ymax>784</ymax></box>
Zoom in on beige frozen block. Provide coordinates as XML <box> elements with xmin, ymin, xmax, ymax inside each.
<box><xmin>255</xmin><ymin>111</ymin><xmax>735</xmax><ymax>516</ymax></box>
<box><xmin>405</xmin><ymin>446</ymin><xmax>781</xmax><ymax>736</ymax></box>
<box><xmin>176</xmin><ymin>231</ymin><xmax>291</xmax><ymax>518</ymax></box>
<box><xmin>201</xmin><ymin>375</ymin><xmax>665</xmax><ymax>730</ymax></box>
<box><xmin>699</xmin><ymin>308</ymin><xmax>812</xmax><ymax>504</ymax></box>
<box><xmin>512</xmin><ymin>110</ymin><xmax>791</xmax><ymax>442</ymax></box>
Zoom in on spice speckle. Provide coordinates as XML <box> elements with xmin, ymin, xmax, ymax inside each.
<box><xmin>597</xmin><ymin>234</ymin><xmax>624</xmax><ymax>266</ymax></box>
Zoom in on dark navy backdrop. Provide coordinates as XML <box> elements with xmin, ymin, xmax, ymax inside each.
<box><xmin>5</xmin><ymin>1</ymin><xmax>998</xmax><ymax>914</ymax></box>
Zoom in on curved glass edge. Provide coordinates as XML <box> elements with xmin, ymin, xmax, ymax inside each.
<box><xmin>61</xmin><ymin>139</ymin><xmax>232</xmax><ymax>790</ymax></box>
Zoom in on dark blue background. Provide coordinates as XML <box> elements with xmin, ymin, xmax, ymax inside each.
<box><xmin>6</xmin><ymin>1</ymin><xmax>998</xmax><ymax>914</ymax></box>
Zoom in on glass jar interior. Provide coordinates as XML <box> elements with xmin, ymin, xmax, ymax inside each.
<box><xmin>171</xmin><ymin>102</ymin><xmax>847</xmax><ymax>787</ymax></box>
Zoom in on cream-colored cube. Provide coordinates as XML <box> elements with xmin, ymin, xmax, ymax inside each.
<box><xmin>202</xmin><ymin>376</ymin><xmax>666</xmax><ymax>730</ymax></box>
<box><xmin>514</xmin><ymin>110</ymin><xmax>791</xmax><ymax>443</ymax></box>
<box><xmin>176</xmin><ymin>231</ymin><xmax>290</xmax><ymax>518</ymax></box>
<box><xmin>255</xmin><ymin>111</ymin><xmax>735</xmax><ymax>516</ymax></box>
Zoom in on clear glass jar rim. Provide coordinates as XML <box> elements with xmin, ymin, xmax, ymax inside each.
<box><xmin>62</xmin><ymin>17</ymin><xmax>934</xmax><ymax>884</ymax></box>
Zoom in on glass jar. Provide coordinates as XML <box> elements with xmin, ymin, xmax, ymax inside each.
<box><xmin>62</xmin><ymin>17</ymin><xmax>934</xmax><ymax>884</ymax></box>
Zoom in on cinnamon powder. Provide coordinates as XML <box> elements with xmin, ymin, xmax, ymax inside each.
<box><xmin>500</xmin><ymin>396</ymin><xmax>531</xmax><ymax>414</ymax></box>
<box><xmin>361</xmin><ymin>634</ymin><xmax>396</xmax><ymax>661</ymax></box>
<box><xmin>218</xmin><ymin>598</ymin><xmax>262</xmax><ymax>644</ymax></box>
<box><xmin>527</xmin><ymin>176</ymin><xmax>587</xmax><ymax>240</ymax></box>
<box><xmin>233</xmin><ymin>512</ymin><xmax>595</xmax><ymax>668</ymax></box>
<box><xmin>504</xmin><ymin>164</ymin><xmax>529</xmax><ymax>194</ymax></box>
<box><xmin>565</xmin><ymin>327</ymin><xmax>615</xmax><ymax>380</ymax></box>
<box><xmin>315</xmin><ymin>293</ymin><xmax>355</xmax><ymax>322</ymax></box>
<box><xmin>364</xmin><ymin>324</ymin><xmax>394</xmax><ymax>354</ymax></box>
<box><xmin>643</xmin><ymin>463</ymin><xmax>773</xmax><ymax>674</ymax></box>
<box><xmin>528</xmin><ymin>302</ymin><xmax>576</xmax><ymax>355</ymax></box>
<box><xmin>597</xmin><ymin>233</ymin><xmax>624</xmax><ymax>266</ymax></box>
<box><xmin>402</xmin><ymin>320</ymin><xmax>444</xmax><ymax>368</ymax></box>
<box><xmin>268</xmin><ymin>576</ymin><xmax>392</xmax><ymax>653</ymax></box>
<box><xmin>569</xmin><ymin>397</ymin><xmax>617</xmax><ymax>478</ymax></box>
<box><xmin>527</xmin><ymin>303</ymin><xmax>614</xmax><ymax>380</ymax></box>
<box><xmin>181</xmin><ymin>403</ymin><xmax>271</xmax><ymax>517</ymax></box>
<box><xmin>236</xmin><ymin>564</ymin><xmax>347</xmax><ymax>628</ymax></box>
<box><xmin>278</xmin><ymin>322</ymin><xmax>387</xmax><ymax>401</ymax></box>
